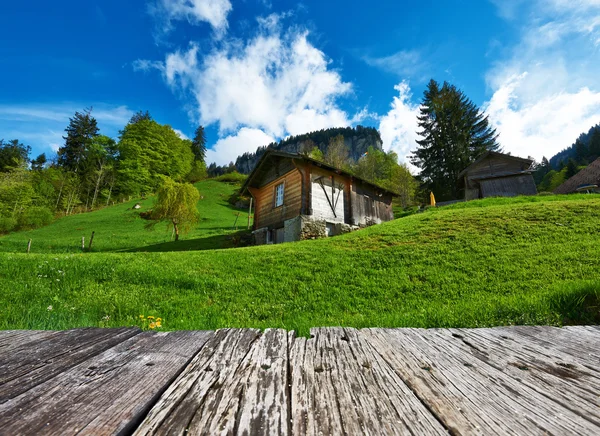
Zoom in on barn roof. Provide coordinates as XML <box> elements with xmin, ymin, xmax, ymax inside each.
<box><xmin>553</xmin><ymin>157</ymin><xmax>600</xmax><ymax>194</ymax></box>
<box><xmin>240</xmin><ymin>150</ymin><xmax>399</xmax><ymax>196</ymax></box>
<box><xmin>457</xmin><ymin>151</ymin><xmax>533</xmax><ymax>179</ymax></box>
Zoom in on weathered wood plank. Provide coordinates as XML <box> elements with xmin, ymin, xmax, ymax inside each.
<box><xmin>0</xmin><ymin>330</ymin><xmax>212</xmax><ymax>435</ymax></box>
<box><xmin>0</xmin><ymin>327</ymin><xmax>140</xmax><ymax>403</ymax></box>
<box><xmin>444</xmin><ymin>327</ymin><xmax>600</xmax><ymax>426</ymax></box>
<box><xmin>134</xmin><ymin>328</ymin><xmax>262</xmax><ymax>435</ymax></box>
<box><xmin>290</xmin><ymin>328</ymin><xmax>448</xmax><ymax>435</ymax></box>
<box><xmin>361</xmin><ymin>328</ymin><xmax>600</xmax><ymax>435</ymax></box>
<box><xmin>487</xmin><ymin>326</ymin><xmax>600</xmax><ymax>368</ymax></box>
<box><xmin>0</xmin><ymin>330</ymin><xmax>59</xmax><ymax>352</ymax></box>
<box><xmin>188</xmin><ymin>328</ymin><xmax>289</xmax><ymax>435</ymax></box>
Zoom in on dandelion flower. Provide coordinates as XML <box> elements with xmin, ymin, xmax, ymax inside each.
<box><xmin>147</xmin><ymin>316</ymin><xmax>155</xmax><ymax>320</ymax></box>
<box><xmin>139</xmin><ymin>315</ymin><xmax>144</xmax><ymax>319</ymax></box>
<box><xmin>155</xmin><ymin>321</ymin><xmax>162</xmax><ymax>328</ymax></box>
<box><xmin>149</xmin><ymin>322</ymin><xmax>156</xmax><ymax>329</ymax></box>
<box><xmin>156</xmin><ymin>318</ymin><xmax>162</xmax><ymax>322</ymax></box>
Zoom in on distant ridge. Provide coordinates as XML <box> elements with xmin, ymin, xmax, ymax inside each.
<box><xmin>234</xmin><ymin>126</ymin><xmax>383</xmax><ymax>174</ymax></box>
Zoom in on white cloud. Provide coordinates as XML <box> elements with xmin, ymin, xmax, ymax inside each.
<box><xmin>206</xmin><ymin>127</ymin><xmax>275</xmax><ymax>165</ymax></box>
<box><xmin>362</xmin><ymin>49</ymin><xmax>428</xmax><ymax>80</ymax></box>
<box><xmin>0</xmin><ymin>103</ymin><xmax>133</xmax><ymax>155</ymax></box>
<box><xmin>173</xmin><ymin>129</ymin><xmax>190</xmax><ymax>140</ymax></box>
<box><xmin>144</xmin><ymin>15</ymin><xmax>354</xmax><ymax>164</ymax></box>
<box><xmin>151</xmin><ymin>0</ymin><xmax>232</xmax><ymax>34</ymax></box>
<box><xmin>484</xmin><ymin>0</ymin><xmax>600</xmax><ymax>160</ymax></box>
<box><xmin>378</xmin><ymin>82</ymin><xmax>421</xmax><ymax>168</ymax></box>
<box><xmin>485</xmin><ymin>74</ymin><xmax>600</xmax><ymax>159</ymax></box>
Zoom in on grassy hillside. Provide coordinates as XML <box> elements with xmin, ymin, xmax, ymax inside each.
<box><xmin>0</xmin><ymin>180</ymin><xmax>249</xmax><ymax>253</ymax></box>
<box><xmin>0</xmin><ymin>195</ymin><xmax>598</xmax><ymax>335</ymax></box>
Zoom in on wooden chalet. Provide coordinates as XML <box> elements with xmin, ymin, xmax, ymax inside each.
<box><xmin>240</xmin><ymin>151</ymin><xmax>396</xmax><ymax>244</ymax></box>
<box><xmin>458</xmin><ymin>151</ymin><xmax>537</xmax><ymax>200</ymax></box>
<box><xmin>554</xmin><ymin>157</ymin><xmax>600</xmax><ymax>194</ymax></box>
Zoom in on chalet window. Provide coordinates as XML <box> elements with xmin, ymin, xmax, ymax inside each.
<box><xmin>274</xmin><ymin>183</ymin><xmax>284</xmax><ymax>207</ymax></box>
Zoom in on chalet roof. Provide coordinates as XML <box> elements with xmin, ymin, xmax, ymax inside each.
<box><xmin>240</xmin><ymin>150</ymin><xmax>399</xmax><ymax>196</ymax></box>
<box><xmin>457</xmin><ymin>151</ymin><xmax>533</xmax><ymax>180</ymax></box>
<box><xmin>554</xmin><ymin>157</ymin><xmax>600</xmax><ymax>194</ymax></box>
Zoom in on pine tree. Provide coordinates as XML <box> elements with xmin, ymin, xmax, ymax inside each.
<box><xmin>58</xmin><ymin>109</ymin><xmax>99</xmax><ymax>172</ymax></box>
<box><xmin>411</xmin><ymin>79</ymin><xmax>499</xmax><ymax>200</ymax></box>
<box><xmin>565</xmin><ymin>158</ymin><xmax>578</xmax><ymax>179</ymax></box>
<box><xmin>589</xmin><ymin>128</ymin><xmax>600</xmax><ymax>160</ymax></box>
<box><xmin>574</xmin><ymin>139</ymin><xmax>588</xmax><ymax>164</ymax></box>
<box><xmin>192</xmin><ymin>126</ymin><xmax>207</xmax><ymax>162</ymax></box>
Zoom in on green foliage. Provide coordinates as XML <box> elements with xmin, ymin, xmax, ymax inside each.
<box><xmin>118</xmin><ymin>119</ymin><xmax>194</xmax><ymax>195</ymax></box>
<box><xmin>324</xmin><ymin>135</ymin><xmax>350</xmax><ymax>169</ymax></box>
<box><xmin>192</xmin><ymin>126</ymin><xmax>207</xmax><ymax>162</ymax></box>
<box><xmin>212</xmin><ymin>171</ymin><xmax>247</xmax><ymax>184</ymax></box>
<box><xmin>537</xmin><ymin>169</ymin><xmax>566</xmax><ymax>192</ymax></box>
<box><xmin>16</xmin><ymin>206</ymin><xmax>53</xmax><ymax>230</ymax></box>
<box><xmin>0</xmin><ymin>139</ymin><xmax>31</xmax><ymax>172</ymax></box>
<box><xmin>0</xmin><ymin>195</ymin><xmax>598</xmax><ymax>333</ymax></box>
<box><xmin>565</xmin><ymin>158</ymin><xmax>579</xmax><ymax>179</ymax></box>
<box><xmin>187</xmin><ymin>160</ymin><xmax>208</xmax><ymax>183</ymax></box>
<box><xmin>354</xmin><ymin>147</ymin><xmax>418</xmax><ymax>206</ymax></box>
<box><xmin>57</xmin><ymin>108</ymin><xmax>99</xmax><ymax>172</ymax></box>
<box><xmin>590</xmin><ymin>128</ymin><xmax>600</xmax><ymax>159</ymax></box>
<box><xmin>411</xmin><ymin>79</ymin><xmax>500</xmax><ymax>201</ymax></box>
<box><xmin>152</xmin><ymin>178</ymin><xmax>200</xmax><ymax>241</ymax></box>
<box><xmin>307</xmin><ymin>146</ymin><xmax>324</xmax><ymax>161</ymax></box>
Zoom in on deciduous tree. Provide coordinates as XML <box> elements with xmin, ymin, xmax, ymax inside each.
<box><xmin>152</xmin><ymin>177</ymin><xmax>200</xmax><ymax>241</ymax></box>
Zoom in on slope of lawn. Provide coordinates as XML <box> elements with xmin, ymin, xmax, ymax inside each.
<box><xmin>0</xmin><ymin>194</ymin><xmax>598</xmax><ymax>335</ymax></box>
<box><xmin>0</xmin><ymin>180</ymin><xmax>249</xmax><ymax>253</ymax></box>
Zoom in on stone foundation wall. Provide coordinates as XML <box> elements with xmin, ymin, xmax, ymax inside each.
<box><xmin>299</xmin><ymin>216</ymin><xmax>327</xmax><ymax>240</ymax></box>
<box><xmin>252</xmin><ymin>227</ymin><xmax>269</xmax><ymax>245</ymax></box>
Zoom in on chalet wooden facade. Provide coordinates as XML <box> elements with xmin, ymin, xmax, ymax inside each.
<box><xmin>458</xmin><ymin>151</ymin><xmax>537</xmax><ymax>200</ymax></box>
<box><xmin>240</xmin><ymin>151</ymin><xmax>396</xmax><ymax>244</ymax></box>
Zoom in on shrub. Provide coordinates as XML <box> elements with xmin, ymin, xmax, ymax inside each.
<box><xmin>16</xmin><ymin>206</ymin><xmax>54</xmax><ymax>230</ymax></box>
<box><xmin>212</xmin><ymin>171</ymin><xmax>247</xmax><ymax>184</ymax></box>
<box><xmin>0</xmin><ymin>216</ymin><xmax>16</xmax><ymax>233</ymax></box>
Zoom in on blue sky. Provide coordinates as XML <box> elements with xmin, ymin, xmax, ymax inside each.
<box><xmin>1</xmin><ymin>0</ymin><xmax>600</xmax><ymax>167</ymax></box>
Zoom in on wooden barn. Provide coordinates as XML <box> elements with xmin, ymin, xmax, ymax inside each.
<box><xmin>554</xmin><ymin>158</ymin><xmax>600</xmax><ymax>194</ymax></box>
<box><xmin>458</xmin><ymin>151</ymin><xmax>537</xmax><ymax>200</ymax></box>
<box><xmin>240</xmin><ymin>151</ymin><xmax>396</xmax><ymax>244</ymax></box>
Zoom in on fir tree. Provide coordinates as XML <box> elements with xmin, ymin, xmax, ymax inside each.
<box><xmin>192</xmin><ymin>126</ymin><xmax>207</xmax><ymax>162</ymax></box>
<box><xmin>58</xmin><ymin>108</ymin><xmax>99</xmax><ymax>172</ymax></box>
<box><xmin>589</xmin><ymin>128</ymin><xmax>600</xmax><ymax>160</ymax></box>
<box><xmin>411</xmin><ymin>79</ymin><xmax>499</xmax><ymax>200</ymax></box>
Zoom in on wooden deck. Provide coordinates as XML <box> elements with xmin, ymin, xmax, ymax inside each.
<box><xmin>0</xmin><ymin>326</ymin><xmax>599</xmax><ymax>435</ymax></box>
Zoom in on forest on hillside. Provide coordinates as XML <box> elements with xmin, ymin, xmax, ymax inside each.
<box><xmin>531</xmin><ymin>124</ymin><xmax>600</xmax><ymax>192</ymax></box>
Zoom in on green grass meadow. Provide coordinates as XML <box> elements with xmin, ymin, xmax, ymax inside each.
<box><xmin>0</xmin><ymin>182</ymin><xmax>598</xmax><ymax>336</ymax></box>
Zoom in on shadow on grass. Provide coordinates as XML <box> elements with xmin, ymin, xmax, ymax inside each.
<box><xmin>548</xmin><ymin>281</ymin><xmax>600</xmax><ymax>325</ymax></box>
<box><xmin>124</xmin><ymin>230</ymin><xmax>252</xmax><ymax>253</ymax></box>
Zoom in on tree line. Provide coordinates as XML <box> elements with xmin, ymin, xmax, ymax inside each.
<box><xmin>0</xmin><ymin>109</ymin><xmax>208</xmax><ymax>233</ymax></box>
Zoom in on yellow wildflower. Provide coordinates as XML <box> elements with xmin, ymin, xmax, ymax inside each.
<box><xmin>147</xmin><ymin>316</ymin><xmax>155</xmax><ymax>320</ymax></box>
<box><xmin>139</xmin><ymin>315</ymin><xmax>144</xmax><ymax>319</ymax></box>
<box><xmin>156</xmin><ymin>317</ymin><xmax>162</xmax><ymax>322</ymax></box>
<box><xmin>155</xmin><ymin>321</ymin><xmax>162</xmax><ymax>328</ymax></box>
<box><xmin>149</xmin><ymin>322</ymin><xmax>156</xmax><ymax>329</ymax></box>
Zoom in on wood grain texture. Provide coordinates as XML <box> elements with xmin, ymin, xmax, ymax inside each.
<box><xmin>253</xmin><ymin>170</ymin><xmax>303</xmax><ymax>230</ymax></box>
<box><xmin>0</xmin><ymin>330</ymin><xmax>211</xmax><ymax>436</ymax></box>
<box><xmin>445</xmin><ymin>327</ymin><xmax>600</xmax><ymax>426</ymax></box>
<box><xmin>0</xmin><ymin>330</ymin><xmax>59</xmax><ymax>352</ymax></box>
<box><xmin>0</xmin><ymin>327</ymin><xmax>140</xmax><ymax>403</ymax></box>
<box><xmin>134</xmin><ymin>328</ymin><xmax>262</xmax><ymax>435</ymax></box>
<box><xmin>361</xmin><ymin>328</ymin><xmax>600</xmax><ymax>435</ymax></box>
<box><xmin>289</xmin><ymin>327</ymin><xmax>448</xmax><ymax>435</ymax></box>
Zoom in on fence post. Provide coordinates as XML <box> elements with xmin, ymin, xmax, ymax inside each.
<box><xmin>27</xmin><ymin>239</ymin><xmax>32</xmax><ymax>254</ymax></box>
<box><xmin>81</xmin><ymin>236</ymin><xmax>85</xmax><ymax>251</ymax></box>
<box><xmin>88</xmin><ymin>231</ymin><xmax>95</xmax><ymax>251</ymax></box>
